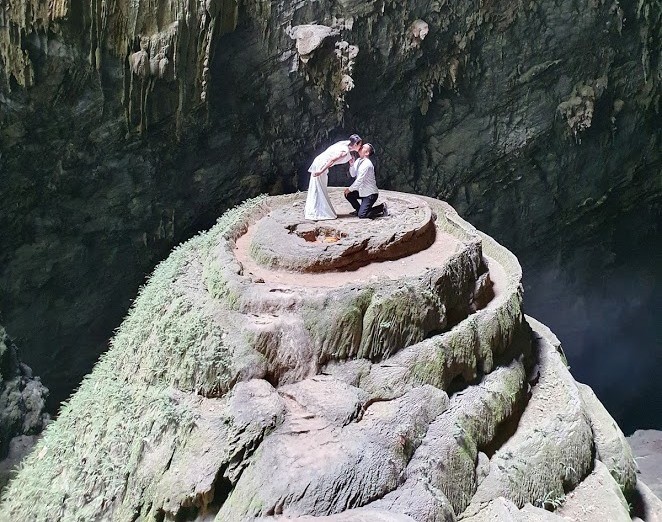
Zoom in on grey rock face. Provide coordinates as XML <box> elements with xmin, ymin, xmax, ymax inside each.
<box><xmin>629</xmin><ymin>430</ymin><xmax>662</xmax><ymax>499</ymax></box>
<box><xmin>555</xmin><ymin>460</ymin><xmax>631</xmax><ymax>522</ymax></box>
<box><xmin>578</xmin><ymin>382</ymin><xmax>637</xmax><ymax>495</ymax></box>
<box><xmin>0</xmin><ymin>326</ymin><xmax>49</xmax><ymax>490</ymax></box>
<box><xmin>1</xmin><ymin>194</ymin><xmax>654</xmax><ymax>521</ymax></box>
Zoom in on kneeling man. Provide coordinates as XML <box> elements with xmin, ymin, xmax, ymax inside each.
<box><xmin>344</xmin><ymin>143</ymin><xmax>387</xmax><ymax>219</ymax></box>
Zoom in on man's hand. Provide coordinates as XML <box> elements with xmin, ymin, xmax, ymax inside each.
<box><xmin>344</xmin><ymin>188</ymin><xmax>350</xmax><ymax>196</ymax></box>
<box><xmin>312</xmin><ymin>171</ymin><xmax>322</xmax><ymax>177</ymax></box>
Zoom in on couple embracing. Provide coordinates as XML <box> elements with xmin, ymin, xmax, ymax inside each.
<box><xmin>304</xmin><ymin>134</ymin><xmax>387</xmax><ymax>221</ymax></box>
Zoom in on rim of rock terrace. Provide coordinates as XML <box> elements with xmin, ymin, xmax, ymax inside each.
<box><xmin>1</xmin><ymin>192</ymin><xmax>644</xmax><ymax>522</ymax></box>
<box><xmin>247</xmin><ymin>191</ymin><xmax>436</xmax><ymax>272</ymax></box>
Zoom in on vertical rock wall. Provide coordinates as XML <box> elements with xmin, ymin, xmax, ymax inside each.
<box><xmin>0</xmin><ymin>326</ymin><xmax>49</xmax><ymax>490</ymax></box>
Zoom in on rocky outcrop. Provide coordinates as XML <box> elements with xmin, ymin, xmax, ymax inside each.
<box><xmin>0</xmin><ymin>326</ymin><xmax>49</xmax><ymax>490</ymax></box>
<box><xmin>629</xmin><ymin>430</ymin><xmax>662</xmax><ymax>499</ymax></box>
<box><xmin>0</xmin><ymin>0</ymin><xmax>659</xmax><ymax>415</ymax></box>
<box><xmin>1</xmin><ymin>194</ymin><xmax>654</xmax><ymax>521</ymax></box>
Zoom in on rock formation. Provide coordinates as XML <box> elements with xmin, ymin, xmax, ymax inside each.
<box><xmin>1</xmin><ymin>193</ymin><xmax>658</xmax><ymax>521</ymax></box>
<box><xmin>629</xmin><ymin>430</ymin><xmax>662</xmax><ymax>499</ymax></box>
<box><xmin>0</xmin><ymin>0</ymin><xmax>659</xmax><ymax>415</ymax></box>
<box><xmin>0</xmin><ymin>326</ymin><xmax>50</xmax><ymax>490</ymax></box>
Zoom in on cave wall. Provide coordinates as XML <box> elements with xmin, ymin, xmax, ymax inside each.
<box><xmin>0</xmin><ymin>325</ymin><xmax>49</xmax><ymax>491</ymax></box>
<box><xmin>0</xmin><ymin>0</ymin><xmax>660</xmax><ymax>408</ymax></box>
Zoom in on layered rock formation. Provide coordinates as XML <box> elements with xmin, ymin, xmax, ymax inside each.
<box><xmin>0</xmin><ymin>0</ymin><xmax>659</xmax><ymax>414</ymax></box>
<box><xmin>629</xmin><ymin>430</ymin><xmax>662</xmax><ymax>499</ymax></box>
<box><xmin>0</xmin><ymin>327</ymin><xmax>49</xmax><ymax>490</ymax></box>
<box><xmin>1</xmin><ymin>193</ymin><xmax>658</xmax><ymax>521</ymax></box>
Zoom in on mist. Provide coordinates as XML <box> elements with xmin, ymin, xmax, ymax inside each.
<box><xmin>522</xmin><ymin>236</ymin><xmax>661</xmax><ymax>434</ymax></box>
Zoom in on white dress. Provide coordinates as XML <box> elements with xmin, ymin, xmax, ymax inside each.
<box><xmin>304</xmin><ymin>140</ymin><xmax>352</xmax><ymax>220</ymax></box>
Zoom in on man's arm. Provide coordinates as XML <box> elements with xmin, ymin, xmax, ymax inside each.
<box><xmin>346</xmin><ymin>160</ymin><xmax>373</xmax><ymax>193</ymax></box>
<box><xmin>348</xmin><ymin>157</ymin><xmax>358</xmax><ymax>178</ymax></box>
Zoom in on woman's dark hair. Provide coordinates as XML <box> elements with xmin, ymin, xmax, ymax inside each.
<box><xmin>364</xmin><ymin>143</ymin><xmax>375</xmax><ymax>156</ymax></box>
<box><xmin>349</xmin><ymin>134</ymin><xmax>362</xmax><ymax>145</ymax></box>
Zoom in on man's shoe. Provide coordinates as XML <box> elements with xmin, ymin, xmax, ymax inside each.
<box><xmin>382</xmin><ymin>202</ymin><xmax>389</xmax><ymax>217</ymax></box>
<box><xmin>349</xmin><ymin>210</ymin><xmax>358</xmax><ymax>216</ymax></box>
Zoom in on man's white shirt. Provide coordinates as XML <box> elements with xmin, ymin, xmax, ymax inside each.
<box><xmin>348</xmin><ymin>158</ymin><xmax>378</xmax><ymax>197</ymax></box>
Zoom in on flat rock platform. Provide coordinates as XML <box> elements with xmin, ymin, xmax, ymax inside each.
<box><xmin>247</xmin><ymin>190</ymin><xmax>435</xmax><ymax>272</ymax></box>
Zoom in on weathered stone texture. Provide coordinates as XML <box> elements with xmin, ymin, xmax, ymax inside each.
<box><xmin>2</xmin><ymin>194</ymin><xmax>654</xmax><ymax>521</ymax></box>
<box><xmin>578</xmin><ymin>381</ymin><xmax>637</xmax><ymax>495</ymax></box>
<box><xmin>629</xmin><ymin>429</ymin><xmax>662</xmax><ymax>500</ymax></box>
<box><xmin>0</xmin><ymin>326</ymin><xmax>49</xmax><ymax>490</ymax></box>
<box><xmin>556</xmin><ymin>460</ymin><xmax>632</xmax><ymax>522</ymax></box>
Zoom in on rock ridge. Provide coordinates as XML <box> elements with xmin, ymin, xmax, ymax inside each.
<box><xmin>2</xmin><ymin>193</ymin><xmax>658</xmax><ymax>521</ymax></box>
<box><xmin>0</xmin><ymin>326</ymin><xmax>50</xmax><ymax>491</ymax></box>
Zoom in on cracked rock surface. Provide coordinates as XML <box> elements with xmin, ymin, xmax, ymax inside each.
<box><xmin>0</xmin><ymin>194</ymin><xmax>658</xmax><ymax>520</ymax></box>
<box><xmin>0</xmin><ymin>327</ymin><xmax>49</xmax><ymax>491</ymax></box>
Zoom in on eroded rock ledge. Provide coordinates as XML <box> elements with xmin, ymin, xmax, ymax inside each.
<box><xmin>0</xmin><ymin>327</ymin><xmax>49</xmax><ymax>491</ymax></box>
<box><xmin>0</xmin><ymin>193</ymin><xmax>658</xmax><ymax>521</ymax></box>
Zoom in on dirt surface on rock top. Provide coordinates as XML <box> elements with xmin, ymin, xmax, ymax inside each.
<box><xmin>236</xmin><ymin>190</ymin><xmax>465</xmax><ymax>288</ymax></box>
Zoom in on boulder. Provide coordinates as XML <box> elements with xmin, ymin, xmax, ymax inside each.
<box><xmin>0</xmin><ymin>327</ymin><xmax>49</xmax><ymax>491</ymax></box>
<box><xmin>629</xmin><ymin>430</ymin><xmax>662</xmax><ymax>499</ymax></box>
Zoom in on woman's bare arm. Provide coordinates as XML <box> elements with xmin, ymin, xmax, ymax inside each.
<box><xmin>312</xmin><ymin>150</ymin><xmax>348</xmax><ymax>177</ymax></box>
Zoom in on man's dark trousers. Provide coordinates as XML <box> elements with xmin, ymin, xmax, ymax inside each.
<box><xmin>345</xmin><ymin>191</ymin><xmax>384</xmax><ymax>218</ymax></box>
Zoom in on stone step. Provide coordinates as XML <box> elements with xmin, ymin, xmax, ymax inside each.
<box><xmin>461</xmin><ymin>316</ymin><xmax>594</xmax><ymax>516</ymax></box>
<box><xmin>249</xmin><ymin>191</ymin><xmax>436</xmax><ymax>272</ymax></box>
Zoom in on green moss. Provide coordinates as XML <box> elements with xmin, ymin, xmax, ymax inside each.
<box><xmin>2</xmin><ymin>372</ymin><xmax>198</xmax><ymax>520</ymax></box>
<box><xmin>202</xmin><ymin>259</ymin><xmax>242</xmax><ymax>309</ymax></box>
<box><xmin>359</xmin><ymin>284</ymin><xmax>445</xmax><ymax>361</ymax></box>
<box><xmin>409</xmin><ymin>339</ymin><xmax>449</xmax><ymax>389</ymax></box>
<box><xmin>248</xmin><ymin>240</ymin><xmax>278</xmax><ymax>269</ymax></box>
<box><xmin>0</xmin><ymin>197</ymin><xmax>266</xmax><ymax>520</ymax></box>
<box><xmin>304</xmin><ymin>287</ymin><xmax>375</xmax><ymax>362</ymax></box>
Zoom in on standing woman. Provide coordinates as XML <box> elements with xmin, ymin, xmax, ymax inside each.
<box><xmin>305</xmin><ymin>134</ymin><xmax>363</xmax><ymax>220</ymax></box>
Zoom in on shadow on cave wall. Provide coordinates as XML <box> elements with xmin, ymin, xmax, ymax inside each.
<box><xmin>520</xmin><ymin>198</ymin><xmax>661</xmax><ymax>434</ymax></box>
